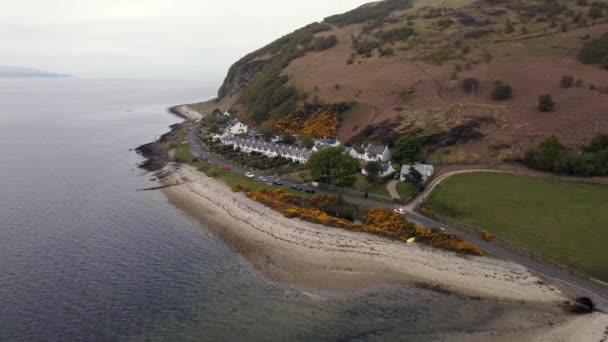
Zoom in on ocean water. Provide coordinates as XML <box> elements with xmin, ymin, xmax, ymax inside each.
<box><xmin>0</xmin><ymin>78</ymin><xmax>535</xmax><ymax>341</ymax></box>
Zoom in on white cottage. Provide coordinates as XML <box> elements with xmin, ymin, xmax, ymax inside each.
<box><xmin>226</xmin><ymin>119</ymin><xmax>248</xmax><ymax>135</ymax></box>
<box><xmin>400</xmin><ymin>164</ymin><xmax>434</xmax><ymax>183</ymax></box>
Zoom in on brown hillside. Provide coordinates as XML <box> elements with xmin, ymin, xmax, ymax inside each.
<box><xmin>212</xmin><ymin>0</ymin><xmax>608</xmax><ymax>163</ymax></box>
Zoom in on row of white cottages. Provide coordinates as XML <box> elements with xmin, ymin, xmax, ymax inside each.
<box><xmin>219</xmin><ymin>135</ymin><xmax>313</xmax><ymax>163</ymax></box>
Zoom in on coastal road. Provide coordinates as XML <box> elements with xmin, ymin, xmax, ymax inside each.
<box><xmin>185</xmin><ymin>122</ymin><xmax>608</xmax><ymax>311</ymax></box>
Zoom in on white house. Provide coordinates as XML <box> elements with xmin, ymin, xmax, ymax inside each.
<box><xmin>361</xmin><ymin>162</ymin><xmax>396</xmax><ymax>178</ymax></box>
<box><xmin>347</xmin><ymin>144</ymin><xmax>391</xmax><ymax>163</ymax></box>
<box><xmin>400</xmin><ymin>164</ymin><xmax>434</xmax><ymax>183</ymax></box>
<box><xmin>226</xmin><ymin>119</ymin><xmax>248</xmax><ymax>135</ymax></box>
<box><xmin>223</xmin><ymin>110</ymin><xmax>231</xmax><ymax>117</ymax></box>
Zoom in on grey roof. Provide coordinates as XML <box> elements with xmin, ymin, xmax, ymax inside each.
<box><xmin>365</xmin><ymin>161</ymin><xmax>392</xmax><ymax>172</ymax></box>
<box><xmin>366</xmin><ymin>145</ymin><xmax>386</xmax><ymax>155</ymax></box>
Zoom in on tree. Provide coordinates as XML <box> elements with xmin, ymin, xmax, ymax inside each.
<box><xmin>261</xmin><ymin>131</ymin><xmax>273</xmax><ymax>142</ymax></box>
<box><xmin>406</xmin><ymin>166</ymin><xmax>423</xmax><ymax>185</ymax></box>
<box><xmin>301</xmin><ymin>136</ymin><xmax>315</xmax><ymax>149</ymax></box>
<box><xmin>462</xmin><ymin>77</ymin><xmax>480</xmax><ymax>93</ymax></box>
<box><xmin>584</xmin><ymin>134</ymin><xmax>608</xmax><ymax>152</ymax></box>
<box><xmin>538</xmin><ymin>94</ymin><xmax>556</xmax><ymax>112</ymax></box>
<box><xmin>364</xmin><ymin>161</ymin><xmax>383</xmax><ymax>181</ymax></box>
<box><xmin>561</xmin><ymin>75</ymin><xmax>574</xmax><ymax>88</ymax></box>
<box><xmin>281</xmin><ymin>135</ymin><xmax>296</xmax><ymax>145</ymax></box>
<box><xmin>525</xmin><ymin>136</ymin><xmax>565</xmax><ymax>171</ymax></box>
<box><xmin>393</xmin><ymin>137</ymin><xmax>421</xmax><ymax>164</ymax></box>
<box><xmin>209</xmin><ymin>123</ymin><xmax>220</xmax><ymax>134</ymax></box>
<box><xmin>306</xmin><ymin>146</ymin><xmax>359</xmax><ymax>185</ymax></box>
<box><xmin>491</xmin><ymin>79</ymin><xmax>513</xmax><ymax>100</ymax></box>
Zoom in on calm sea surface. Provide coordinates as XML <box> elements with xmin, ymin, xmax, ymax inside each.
<box><xmin>1</xmin><ymin>78</ymin><xmax>518</xmax><ymax>341</ymax></box>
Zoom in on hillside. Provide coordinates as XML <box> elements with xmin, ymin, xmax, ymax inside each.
<box><xmin>209</xmin><ymin>0</ymin><xmax>608</xmax><ymax>164</ymax></box>
<box><xmin>0</xmin><ymin>66</ymin><xmax>70</xmax><ymax>78</ymax></box>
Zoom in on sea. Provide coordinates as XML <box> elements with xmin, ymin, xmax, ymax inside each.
<box><xmin>0</xmin><ymin>78</ymin><xmax>525</xmax><ymax>341</ymax></box>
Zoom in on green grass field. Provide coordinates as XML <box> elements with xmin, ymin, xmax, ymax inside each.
<box><xmin>424</xmin><ymin>172</ymin><xmax>608</xmax><ymax>282</ymax></box>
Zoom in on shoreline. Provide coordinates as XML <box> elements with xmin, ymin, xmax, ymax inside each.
<box><xmin>137</xmin><ymin>105</ymin><xmax>608</xmax><ymax>340</ymax></box>
<box><xmin>161</xmin><ymin>164</ymin><xmax>564</xmax><ymax>302</ymax></box>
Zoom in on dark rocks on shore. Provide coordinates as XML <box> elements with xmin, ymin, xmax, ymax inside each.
<box><xmin>135</xmin><ymin>122</ymin><xmax>186</xmax><ymax>172</ymax></box>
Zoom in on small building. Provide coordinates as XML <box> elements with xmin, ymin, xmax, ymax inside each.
<box><xmin>361</xmin><ymin>162</ymin><xmax>396</xmax><ymax>178</ymax></box>
<box><xmin>348</xmin><ymin>144</ymin><xmax>391</xmax><ymax>162</ymax></box>
<box><xmin>400</xmin><ymin>164</ymin><xmax>434</xmax><ymax>183</ymax></box>
<box><xmin>226</xmin><ymin>119</ymin><xmax>248</xmax><ymax>135</ymax></box>
<box><xmin>223</xmin><ymin>110</ymin><xmax>231</xmax><ymax>117</ymax></box>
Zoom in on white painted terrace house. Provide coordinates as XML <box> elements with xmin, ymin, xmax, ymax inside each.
<box><xmin>221</xmin><ymin>135</ymin><xmax>312</xmax><ymax>164</ymax></box>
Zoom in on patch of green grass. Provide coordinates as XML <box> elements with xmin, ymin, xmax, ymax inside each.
<box><xmin>367</xmin><ymin>181</ymin><xmax>391</xmax><ymax>198</ymax></box>
<box><xmin>425</xmin><ymin>172</ymin><xmax>608</xmax><ymax>282</ymax></box>
<box><xmin>174</xmin><ymin>144</ymin><xmax>197</xmax><ymax>165</ymax></box>
<box><xmin>351</xmin><ymin>174</ymin><xmax>371</xmax><ymax>190</ymax></box>
<box><xmin>396</xmin><ymin>182</ymin><xmax>416</xmax><ymax>200</ymax></box>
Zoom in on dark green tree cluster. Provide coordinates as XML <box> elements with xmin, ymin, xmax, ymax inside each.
<box><xmin>324</xmin><ymin>0</ymin><xmax>412</xmax><ymax>26</ymax></box>
<box><xmin>393</xmin><ymin>137</ymin><xmax>421</xmax><ymax>164</ymax></box>
<box><xmin>374</xmin><ymin>26</ymin><xmax>415</xmax><ymax>43</ymax></box>
<box><xmin>306</xmin><ymin>147</ymin><xmax>360</xmax><ymax>185</ymax></box>
<box><xmin>525</xmin><ymin>135</ymin><xmax>608</xmax><ymax>176</ymax></box>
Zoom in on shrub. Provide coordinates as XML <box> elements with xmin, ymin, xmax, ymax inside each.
<box><xmin>589</xmin><ymin>6</ymin><xmax>603</xmax><ymax>19</ymax></box>
<box><xmin>561</xmin><ymin>75</ymin><xmax>574</xmax><ymax>88</ymax></box>
<box><xmin>462</xmin><ymin>77</ymin><xmax>480</xmax><ymax>93</ymax></box>
<box><xmin>379</xmin><ymin>47</ymin><xmax>395</xmax><ymax>56</ymax></box>
<box><xmin>538</xmin><ymin>94</ymin><xmax>556</xmax><ymax>112</ymax></box>
<box><xmin>312</xmin><ymin>35</ymin><xmax>338</xmax><ymax>51</ymax></box>
<box><xmin>375</xmin><ymin>26</ymin><xmax>416</xmax><ymax>43</ymax></box>
<box><xmin>491</xmin><ymin>79</ymin><xmax>513</xmax><ymax>100</ymax></box>
<box><xmin>578</xmin><ymin>33</ymin><xmax>608</xmax><ymax>64</ymax></box>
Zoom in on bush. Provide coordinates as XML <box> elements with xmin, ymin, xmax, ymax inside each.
<box><xmin>579</xmin><ymin>33</ymin><xmax>608</xmax><ymax>64</ymax></box>
<box><xmin>462</xmin><ymin>77</ymin><xmax>480</xmax><ymax>93</ymax></box>
<box><xmin>589</xmin><ymin>6</ymin><xmax>603</xmax><ymax>19</ymax></box>
<box><xmin>538</xmin><ymin>94</ymin><xmax>556</xmax><ymax>112</ymax></box>
<box><xmin>379</xmin><ymin>47</ymin><xmax>395</xmax><ymax>56</ymax></box>
<box><xmin>312</xmin><ymin>35</ymin><xmax>338</xmax><ymax>51</ymax></box>
<box><xmin>561</xmin><ymin>75</ymin><xmax>574</xmax><ymax>88</ymax></box>
<box><xmin>481</xmin><ymin>230</ymin><xmax>494</xmax><ymax>242</ymax></box>
<box><xmin>491</xmin><ymin>79</ymin><xmax>513</xmax><ymax>100</ymax></box>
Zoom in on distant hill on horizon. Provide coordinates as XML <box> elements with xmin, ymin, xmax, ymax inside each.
<box><xmin>0</xmin><ymin>66</ymin><xmax>70</xmax><ymax>78</ymax></box>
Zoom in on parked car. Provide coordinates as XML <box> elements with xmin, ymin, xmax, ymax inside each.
<box><xmin>304</xmin><ymin>188</ymin><xmax>316</xmax><ymax>194</ymax></box>
<box><xmin>290</xmin><ymin>185</ymin><xmax>303</xmax><ymax>191</ymax></box>
<box><xmin>223</xmin><ymin>165</ymin><xmax>231</xmax><ymax>171</ymax></box>
<box><xmin>272</xmin><ymin>180</ymin><xmax>283</xmax><ymax>186</ymax></box>
<box><xmin>199</xmin><ymin>156</ymin><xmax>208</xmax><ymax>161</ymax></box>
<box><xmin>393</xmin><ymin>208</ymin><xmax>406</xmax><ymax>215</ymax></box>
<box><xmin>258</xmin><ymin>176</ymin><xmax>267</xmax><ymax>182</ymax></box>
<box><xmin>245</xmin><ymin>172</ymin><xmax>255</xmax><ymax>179</ymax></box>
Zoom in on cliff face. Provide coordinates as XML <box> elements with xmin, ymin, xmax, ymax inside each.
<box><xmin>214</xmin><ymin>0</ymin><xmax>608</xmax><ymax>163</ymax></box>
<box><xmin>218</xmin><ymin>57</ymin><xmax>274</xmax><ymax>98</ymax></box>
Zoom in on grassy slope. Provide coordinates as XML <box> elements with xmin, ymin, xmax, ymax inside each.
<box><xmin>425</xmin><ymin>172</ymin><xmax>608</xmax><ymax>281</ymax></box>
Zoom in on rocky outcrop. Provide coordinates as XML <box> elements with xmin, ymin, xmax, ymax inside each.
<box><xmin>218</xmin><ymin>57</ymin><xmax>274</xmax><ymax>98</ymax></box>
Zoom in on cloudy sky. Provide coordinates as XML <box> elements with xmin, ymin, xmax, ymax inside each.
<box><xmin>2</xmin><ymin>0</ymin><xmax>370</xmax><ymax>80</ymax></box>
